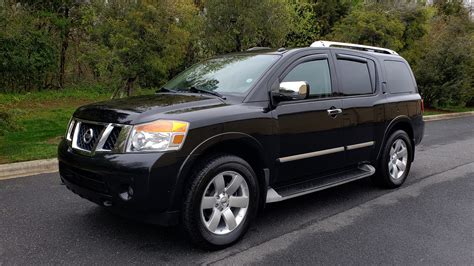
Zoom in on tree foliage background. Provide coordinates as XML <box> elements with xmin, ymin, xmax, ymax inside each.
<box><xmin>0</xmin><ymin>0</ymin><xmax>472</xmax><ymax>107</ymax></box>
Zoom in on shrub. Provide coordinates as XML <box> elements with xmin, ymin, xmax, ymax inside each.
<box><xmin>0</xmin><ymin>111</ymin><xmax>20</xmax><ymax>136</ymax></box>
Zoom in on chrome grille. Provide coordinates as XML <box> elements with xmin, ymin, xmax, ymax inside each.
<box><xmin>70</xmin><ymin>119</ymin><xmax>130</xmax><ymax>155</ymax></box>
<box><xmin>76</xmin><ymin>123</ymin><xmax>104</xmax><ymax>151</ymax></box>
<box><xmin>103</xmin><ymin>127</ymin><xmax>122</xmax><ymax>150</ymax></box>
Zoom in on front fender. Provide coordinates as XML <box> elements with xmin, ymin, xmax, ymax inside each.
<box><xmin>168</xmin><ymin>132</ymin><xmax>269</xmax><ymax>211</ymax></box>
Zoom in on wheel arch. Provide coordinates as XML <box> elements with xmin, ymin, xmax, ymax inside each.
<box><xmin>377</xmin><ymin>116</ymin><xmax>415</xmax><ymax>162</ymax></box>
<box><xmin>169</xmin><ymin>132</ymin><xmax>271</xmax><ymax>212</ymax></box>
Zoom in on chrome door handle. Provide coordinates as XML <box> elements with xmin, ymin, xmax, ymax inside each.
<box><xmin>327</xmin><ymin>108</ymin><xmax>342</xmax><ymax>117</ymax></box>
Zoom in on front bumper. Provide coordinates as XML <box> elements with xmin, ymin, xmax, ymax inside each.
<box><xmin>58</xmin><ymin>140</ymin><xmax>183</xmax><ymax>225</ymax></box>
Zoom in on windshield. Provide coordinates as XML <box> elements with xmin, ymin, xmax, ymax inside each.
<box><xmin>164</xmin><ymin>54</ymin><xmax>280</xmax><ymax>96</ymax></box>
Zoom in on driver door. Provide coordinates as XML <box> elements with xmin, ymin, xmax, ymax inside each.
<box><xmin>273</xmin><ymin>54</ymin><xmax>345</xmax><ymax>184</ymax></box>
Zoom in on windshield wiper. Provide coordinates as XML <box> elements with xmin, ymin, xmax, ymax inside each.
<box><xmin>189</xmin><ymin>86</ymin><xmax>227</xmax><ymax>100</ymax></box>
<box><xmin>156</xmin><ymin>87</ymin><xmax>178</xmax><ymax>93</ymax></box>
<box><xmin>158</xmin><ymin>86</ymin><xmax>227</xmax><ymax>100</ymax></box>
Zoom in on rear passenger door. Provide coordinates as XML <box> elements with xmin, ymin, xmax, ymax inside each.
<box><xmin>332</xmin><ymin>52</ymin><xmax>384</xmax><ymax>167</ymax></box>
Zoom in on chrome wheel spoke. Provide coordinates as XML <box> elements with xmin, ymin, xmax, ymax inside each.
<box><xmin>222</xmin><ymin>208</ymin><xmax>237</xmax><ymax>231</ymax></box>
<box><xmin>201</xmin><ymin>196</ymin><xmax>217</xmax><ymax>209</ymax></box>
<box><xmin>390</xmin><ymin>147</ymin><xmax>396</xmax><ymax>157</ymax></box>
<box><xmin>229</xmin><ymin>196</ymin><xmax>249</xmax><ymax>208</ymax></box>
<box><xmin>397</xmin><ymin>147</ymin><xmax>408</xmax><ymax>158</ymax></box>
<box><xmin>226</xmin><ymin>174</ymin><xmax>243</xmax><ymax>195</ymax></box>
<box><xmin>207</xmin><ymin>209</ymin><xmax>222</xmax><ymax>232</ymax></box>
<box><xmin>396</xmin><ymin>160</ymin><xmax>406</xmax><ymax>171</ymax></box>
<box><xmin>392</xmin><ymin>165</ymin><xmax>399</xmax><ymax>178</ymax></box>
<box><xmin>213</xmin><ymin>174</ymin><xmax>225</xmax><ymax>194</ymax></box>
<box><xmin>394</xmin><ymin>140</ymin><xmax>402</xmax><ymax>152</ymax></box>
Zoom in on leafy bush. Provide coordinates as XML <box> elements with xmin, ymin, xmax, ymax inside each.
<box><xmin>411</xmin><ymin>15</ymin><xmax>473</xmax><ymax>107</ymax></box>
<box><xmin>0</xmin><ymin>111</ymin><xmax>20</xmax><ymax>136</ymax></box>
<box><xmin>328</xmin><ymin>5</ymin><xmax>405</xmax><ymax>51</ymax></box>
<box><xmin>0</xmin><ymin>6</ymin><xmax>58</xmax><ymax>92</ymax></box>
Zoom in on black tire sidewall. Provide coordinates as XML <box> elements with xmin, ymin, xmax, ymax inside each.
<box><xmin>380</xmin><ymin>130</ymin><xmax>413</xmax><ymax>187</ymax></box>
<box><xmin>184</xmin><ymin>155</ymin><xmax>259</xmax><ymax>248</ymax></box>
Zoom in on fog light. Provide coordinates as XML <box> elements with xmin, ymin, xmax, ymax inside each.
<box><xmin>119</xmin><ymin>186</ymin><xmax>134</xmax><ymax>201</ymax></box>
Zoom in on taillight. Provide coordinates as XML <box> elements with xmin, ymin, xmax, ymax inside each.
<box><xmin>421</xmin><ymin>99</ymin><xmax>425</xmax><ymax>114</ymax></box>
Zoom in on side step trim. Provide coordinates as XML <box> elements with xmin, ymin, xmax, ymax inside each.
<box><xmin>266</xmin><ymin>164</ymin><xmax>376</xmax><ymax>203</ymax></box>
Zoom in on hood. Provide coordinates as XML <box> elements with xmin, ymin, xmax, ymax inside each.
<box><xmin>73</xmin><ymin>93</ymin><xmax>226</xmax><ymax>124</ymax></box>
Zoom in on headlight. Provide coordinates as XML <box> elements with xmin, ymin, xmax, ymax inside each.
<box><xmin>127</xmin><ymin>120</ymin><xmax>189</xmax><ymax>152</ymax></box>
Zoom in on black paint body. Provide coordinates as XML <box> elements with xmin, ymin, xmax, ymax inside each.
<box><xmin>58</xmin><ymin>47</ymin><xmax>424</xmax><ymax>225</ymax></box>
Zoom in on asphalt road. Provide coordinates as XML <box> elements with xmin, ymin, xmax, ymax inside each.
<box><xmin>1</xmin><ymin>117</ymin><xmax>473</xmax><ymax>265</ymax></box>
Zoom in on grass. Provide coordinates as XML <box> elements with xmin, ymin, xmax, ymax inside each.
<box><xmin>0</xmin><ymin>86</ymin><xmax>113</xmax><ymax>164</ymax></box>
<box><xmin>424</xmin><ymin>106</ymin><xmax>474</xmax><ymax>116</ymax></box>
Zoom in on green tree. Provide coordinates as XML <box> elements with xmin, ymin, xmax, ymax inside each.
<box><xmin>433</xmin><ymin>0</ymin><xmax>469</xmax><ymax>16</ymax></box>
<box><xmin>328</xmin><ymin>5</ymin><xmax>406</xmax><ymax>50</ymax></box>
<box><xmin>16</xmin><ymin>0</ymin><xmax>80</xmax><ymax>88</ymax></box>
<box><xmin>0</xmin><ymin>3</ymin><xmax>58</xmax><ymax>92</ymax></box>
<box><xmin>82</xmin><ymin>0</ymin><xmax>200</xmax><ymax>96</ymax></box>
<box><xmin>203</xmin><ymin>0</ymin><xmax>292</xmax><ymax>53</ymax></box>
<box><xmin>285</xmin><ymin>1</ymin><xmax>323</xmax><ymax>48</ymax></box>
<box><xmin>412</xmin><ymin>15</ymin><xmax>473</xmax><ymax>107</ymax></box>
<box><xmin>285</xmin><ymin>0</ymin><xmax>354</xmax><ymax>47</ymax></box>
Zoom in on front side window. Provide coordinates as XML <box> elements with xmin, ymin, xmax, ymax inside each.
<box><xmin>164</xmin><ymin>54</ymin><xmax>280</xmax><ymax>96</ymax></box>
<box><xmin>282</xmin><ymin>59</ymin><xmax>332</xmax><ymax>97</ymax></box>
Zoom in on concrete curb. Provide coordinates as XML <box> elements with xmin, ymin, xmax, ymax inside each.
<box><xmin>0</xmin><ymin>158</ymin><xmax>58</xmax><ymax>180</ymax></box>
<box><xmin>423</xmin><ymin>111</ymin><xmax>474</xmax><ymax>122</ymax></box>
<box><xmin>0</xmin><ymin>111</ymin><xmax>472</xmax><ymax>180</ymax></box>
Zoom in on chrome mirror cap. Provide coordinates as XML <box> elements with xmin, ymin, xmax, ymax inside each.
<box><xmin>277</xmin><ymin>81</ymin><xmax>310</xmax><ymax>100</ymax></box>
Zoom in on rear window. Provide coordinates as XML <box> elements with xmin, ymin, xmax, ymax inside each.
<box><xmin>337</xmin><ymin>59</ymin><xmax>374</xmax><ymax>96</ymax></box>
<box><xmin>384</xmin><ymin>60</ymin><xmax>416</xmax><ymax>93</ymax></box>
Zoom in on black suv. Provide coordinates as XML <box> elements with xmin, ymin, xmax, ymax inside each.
<box><xmin>58</xmin><ymin>41</ymin><xmax>424</xmax><ymax>249</ymax></box>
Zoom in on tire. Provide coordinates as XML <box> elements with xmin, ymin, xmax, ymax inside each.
<box><xmin>182</xmin><ymin>154</ymin><xmax>259</xmax><ymax>250</ymax></box>
<box><xmin>372</xmin><ymin>130</ymin><xmax>413</xmax><ymax>188</ymax></box>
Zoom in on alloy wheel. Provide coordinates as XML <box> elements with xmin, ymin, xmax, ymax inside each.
<box><xmin>388</xmin><ymin>139</ymin><xmax>408</xmax><ymax>180</ymax></box>
<box><xmin>200</xmin><ymin>171</ymin><xmax>249</xmax><ymax>235</ymax></box>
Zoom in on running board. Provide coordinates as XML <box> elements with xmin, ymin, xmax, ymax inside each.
<box><xmin>266</xmin><ymin>164</ymin><xmax>376</xmax><ymax>203</ymax></box>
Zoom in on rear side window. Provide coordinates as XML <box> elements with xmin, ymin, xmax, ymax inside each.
<box><xmin>336</xmin><ymin>58</ymin><xmax>374</xmax><ymax>95</ymax></box>
<box><xmin>282</xmin><ymin>59</ymin><xmax>332</xmax><ymax>97</ymax></box>
<box><xmin>384</xmin><ymin>60</ymin><xmax>416</xmax><ymax>93</ymax></box>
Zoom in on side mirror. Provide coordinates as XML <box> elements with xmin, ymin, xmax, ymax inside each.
<box><xmin>273</xmin><ymin>81</ymin><xmax>310</xmax><ymax>101</ymax></box>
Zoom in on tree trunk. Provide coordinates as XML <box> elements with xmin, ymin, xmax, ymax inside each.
<box><xmin>126</xmin><ymin>77</ymin><xmax>136</xmax><ymax>97</ymax></box>
<box><xmin>235</xmin><ymin>32</ymin><xmax>242</xmax><ymax>52</ymax></box>
<box><xmin>59</xmin><ymin>6</ymin><xmax>70</xmax><ymax>89</ymax></box>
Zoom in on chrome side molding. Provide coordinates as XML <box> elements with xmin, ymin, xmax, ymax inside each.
<box><xmin>278</xmin><ymin>147</ymin><xmax>345</xmax><ymax>163</ymax></box>
<box><xmin>346</xmin><ymin>141</ymin><xmax>375</xmax><ymax>151</ymax></box>
<box><xmin>278</xmin><ymin>141</ymin><xmax>375</xmax><ymax>163</ymax></box>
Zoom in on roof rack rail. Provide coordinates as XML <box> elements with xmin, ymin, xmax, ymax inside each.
<box><xmin>246</xmin><ymin>47</ymin><xmax>271</xmax><ymax>52</ymax></box>
<box><xmin>310</xmin><ymin>40</ymin><xmax>398</xmax><ymax>55</ymax></box>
